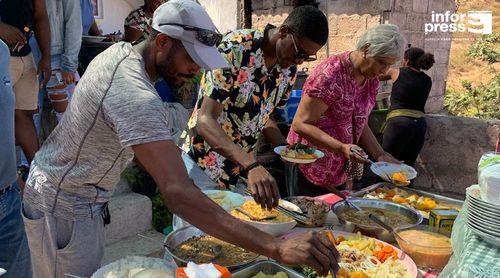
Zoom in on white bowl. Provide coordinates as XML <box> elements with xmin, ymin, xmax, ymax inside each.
<box><xmin>236</xmin><ymin>197</ymin><xmax>300</xmax><ymax>237</ymax></box>
<box><xmin>274</xmin><ymin>146</ymin><xmax>324</xmax><ymax>164</ymax></box>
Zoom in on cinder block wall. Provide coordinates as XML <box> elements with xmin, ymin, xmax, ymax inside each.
<box><xmin>246</xmin><ymin>0</ymin><xmax>455</xmax><ymax>113</ymax></box>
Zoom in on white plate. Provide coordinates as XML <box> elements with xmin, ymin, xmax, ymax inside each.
<box><xmin>467</xmin><ymin>222</ymin><xmax>500</xmax><ymax>247</ymax></box>
<box><xmin>467</xmin><ymin>217</ymin><xmax>500</xmax><ymax>234</ymax></box>
<box><xmin>370</xmin><ymin>162</ymin><xmax>417</xmax><ymax>183</ymax></box>
<box><xmin>466</xmin><ymin>201</ymin><xmax>500</xmax><ymax>221</ymax></box>
<box><xmin>82</xmin><ymin>35</ymin><xmax>106</xmax><ymax>43</ymax></box>
<box><xmin>467</xmin><ymin>219</ymin><xmax>500</xmax><ymax>237</ymax></box>
<box><xmin>466</xmin><ymin>185</ymin><xmax>500</xmax><ymax>210</ymax></box>
<box><xmin>274</xmin><ymin>146</ymin><xmax>324</xmax><ymax>164</ymax></box>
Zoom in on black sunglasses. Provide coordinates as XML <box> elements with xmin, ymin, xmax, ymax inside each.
<box><xmin>158</xmin><ymin>23</ymin><xmax>223</xmax><ymax>47</ymax></box>
<box><xmin>290</xmin><ymin>34</ymin><xmax>317</xmax><ymax>62</ymax></box>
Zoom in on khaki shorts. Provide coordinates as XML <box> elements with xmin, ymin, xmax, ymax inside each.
<box><xmin>9</xmin><ymin>54</ymin><xmax>38</xmax><ymax>110</ymax></box>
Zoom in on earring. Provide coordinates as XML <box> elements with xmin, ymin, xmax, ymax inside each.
<box><xmin>363</xmin><ymin>53</ymin><xmax>366</xmax><ymax>58</ymax></box>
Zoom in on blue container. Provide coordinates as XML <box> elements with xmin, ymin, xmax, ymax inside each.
<box><xmin>277</xmin><ymin>89</ymin><xmax>302</xmax><ymax>123</ymax></box>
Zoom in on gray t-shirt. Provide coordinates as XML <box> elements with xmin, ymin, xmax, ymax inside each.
<box><xmin>25</xmin><ymin>42</ymin><xmax>171</xmax><ymax>219</ymax></box>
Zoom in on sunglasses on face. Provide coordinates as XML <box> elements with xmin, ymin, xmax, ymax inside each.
<box><xmin>290</xmin><ymin>34</ymin><xmax>317</xmax><ymax>62</ymax></box>
<box><xmin>158</xmin><ymin>23</ymin><xmax>223</xmax><ymax>47</ymax></box>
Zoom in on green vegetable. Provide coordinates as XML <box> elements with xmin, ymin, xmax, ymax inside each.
<box><xmin>288</xmin><ymin>143</ymin><xmax>316</xmax><ymax>155</ymax></box>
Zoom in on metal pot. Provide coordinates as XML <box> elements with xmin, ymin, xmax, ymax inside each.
<box><xmin>332</xmin><ymin>198</ymin><xmax>423</xmax><ymax>242</ymax></box>
<box><xmin>164</xmin><ymin>226</ymin><xmax>259</xmax><ymax>271</ymax></box>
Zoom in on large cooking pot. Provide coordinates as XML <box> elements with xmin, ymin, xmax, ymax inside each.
<box><xmin>164</xmin><ymin>226</ymin><xmax>259</xmax><ymax>271</ymax></box>
<box><xmin>332</xmin><ymin>198</ymin><xmax>423</xmax><ymax>242</ymax></box>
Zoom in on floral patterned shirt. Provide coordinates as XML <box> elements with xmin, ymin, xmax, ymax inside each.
<box><xmin>180</xmin><ymin>25</ymin><xmax>297</xmax><ymax>188</ymax></box>
<box><xmin>287</xmin><ymin>52</ymin><xmax>380</xmax><ymax>188</ymax></box>
<box><xmin>124</xmin><ymin>6</ymin><xmax>152</xmax><ymax>44</ymax></box>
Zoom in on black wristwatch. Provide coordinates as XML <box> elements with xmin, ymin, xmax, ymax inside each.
<box><xmin>242</xmin><ymin>162</ymin><xmax>261</xmax><ymax>177</ymax></box>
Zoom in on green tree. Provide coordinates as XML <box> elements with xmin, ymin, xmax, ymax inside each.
<box><xmin>467</xmin><ymin>33</ymin><xmax>500</xmax><ymax>64</ymax></box>
<box><xmin>445</xmin><ymin>74</ymin><xmax>500</xmax><ymax>119</ymax></box>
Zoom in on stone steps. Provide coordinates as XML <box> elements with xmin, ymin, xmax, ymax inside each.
<box><xmin>105</xmin><ymin>191</ymin><xmax>153</xmax><ymax>245</ymax></box>
<box><xmin>102</xmin><ymin>229</ymin><xmax>165</xmax><ymax>265</ymax></box>
<box><xmin>101</xmin><ymin>173</ymin><xmax>168</xmax><ymax>265</ymax></box>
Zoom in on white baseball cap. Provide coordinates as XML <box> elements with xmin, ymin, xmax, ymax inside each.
<box><xmin>152</xmin><ymin>0</ymin><xmax>228</xmax><ymax>70</ymax></box>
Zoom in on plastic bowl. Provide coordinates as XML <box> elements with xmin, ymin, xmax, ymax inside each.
<box><xmin>284</xmin><ymin>196</ymin><xmax>330</xmax><ymax>227</ymax></box>
<box><xmin>394</xmin><ymin>225</ymin><xmax>452</xmax><ymax>270</ymax></box>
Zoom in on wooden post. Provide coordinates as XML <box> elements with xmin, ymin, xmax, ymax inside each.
<box><xmin>243</xmin><ymin>0</ymin><xmax>252</xmax><ymax>29</ymax></box>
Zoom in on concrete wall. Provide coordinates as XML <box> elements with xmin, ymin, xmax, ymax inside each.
<box><xmin>97</xmin><ymin>0</ymin><xmax>138</xmax><ymax>34</ymax></box>
<box><xmin>198</xmin><ymin>0</ymin><xmax>239</xmax><ymax>33</ymax></box>
<box><xmin>413</xmin><ymin>115</ymin><xmax>500</xmax><ymax>199</ymax></box>
<box><xmin>247</xmin><ymin>0</ymin><xmax>454</xmax><ymax>112</ymax></box>
<box><xmin>387</xmin><ymin>0</ymin><xmax>456</xmax><ymax>113</ymax></box>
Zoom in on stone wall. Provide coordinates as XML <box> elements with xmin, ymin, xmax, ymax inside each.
<box><xmin>413</xmin><ymin>115</ymin><xmax>500</xmax><ymax>199</ymax></box>
<box><xmin>246</xmin><ymin>0</ymin><xmax>455</xmax><ymax>112</ymax></box>
<box><xmin>199</xmin><ymin>0</ymin><xmax>239</xmax><ymax>33</ymax></box>
<box><xmin>388</xmin><ymin>0</ymin><xmax>456</xmax><ymax>113</ymax></box>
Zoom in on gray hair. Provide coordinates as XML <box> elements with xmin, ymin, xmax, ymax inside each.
<box><xmin>356</xmin><ymin>24</ymin><xmax>406</xmax><ymax>59</ymax></box>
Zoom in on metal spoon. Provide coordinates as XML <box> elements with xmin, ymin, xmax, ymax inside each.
<box><xmin>209</xmin><ymin>245</ymin><xmax>223</xmax><ymax>262</ymax></box>
<box><xmin>235</xmin><ymin>208</ymin><xmax>277</xmax><ymax>221</ymax></box>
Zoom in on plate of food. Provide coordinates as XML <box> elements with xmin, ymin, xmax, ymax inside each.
<box><xmin>370</xmin><ymin>162</ymin><xmax>417</xmax><ymax>186</ymax></box>
<box><xmin>230</xmin><ymin>198</ymin><xmax>300</xmax><ymax>236</ymax></box>
<box><xmin>292</xmin><ymin>231</ymin><xmax>418</xmax><ymax>278</ymax></box>
<box><xmin>274</xmin><ymin>143</ymin><xmax>324</xmax><ymax>164</ymax></box>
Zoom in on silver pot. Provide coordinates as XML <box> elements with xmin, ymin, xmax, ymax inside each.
<box><xmin>332</xmin><ymin>198</ymin><xmax>423</xmax><ymax>242</ymax></box>
<box><xmin>164</xmin><ymin>226</ymin><xmax>259</xmax><ymax>271</ymax></box>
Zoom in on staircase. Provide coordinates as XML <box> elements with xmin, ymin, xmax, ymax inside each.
<box><xmin>102</xmin><ymin>177</ymin><xmax>165</xmax><ymax>265</ymax></box>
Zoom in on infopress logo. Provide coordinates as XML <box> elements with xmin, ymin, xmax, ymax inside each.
<box><xmin>425</xmin><ymin>11</ymin><xmax>493</xmax><ymax>35</ymax></box>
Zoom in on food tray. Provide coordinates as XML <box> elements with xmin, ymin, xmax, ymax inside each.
<box><xmin>232</xmin><ymin>260</ymin><xmax>304</xmax><ymax>278</ymax></box>
<box><xmin>351</xmin><ymin>182</ymin><xmax>464</xmax><ymax>218</ymax></box>
<box><xmin>164</xmin><ymin>226</ymin><xmax>259</xmax><ymax>271</ymax></box>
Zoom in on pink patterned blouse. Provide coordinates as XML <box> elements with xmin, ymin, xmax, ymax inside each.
<box><xmin>287</xmin><ymin>51</ymin><xmax>380</xmax><ymax>188</ymax></box>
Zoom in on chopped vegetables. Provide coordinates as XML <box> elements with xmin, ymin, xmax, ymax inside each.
<box><xmin>298</xmin><ymin>232</ymin><xmax>409</xmax><ymax>278</ymax></box>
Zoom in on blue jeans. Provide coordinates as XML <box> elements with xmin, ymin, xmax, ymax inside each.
<box><xmin>0</xmin><ymin>183</ymin><xmax>32</xmax><ymax>278</ymax></box>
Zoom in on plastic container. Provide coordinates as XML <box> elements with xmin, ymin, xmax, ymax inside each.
<box><xmin>277</xmin><ymin>89</ymin><xmax>302</xmax><ymax>123</ymax></box>
<box><xmin>394</xmin><ymin>225</ymin><xmax>452</xmax><ymax>270</ymax></box>
<box><xmin>478</xmin><ymin>152</ymin><xmax>500</xmax><ymax>205</ymax></box>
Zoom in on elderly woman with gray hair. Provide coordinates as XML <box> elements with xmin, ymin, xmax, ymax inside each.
<box><xmin>286</xmin><ymin>24</ymin><xmax>405</xmax><ymax>196</ymax></box>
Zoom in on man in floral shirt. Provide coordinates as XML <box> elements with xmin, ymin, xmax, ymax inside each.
<box><xmin>180</xmin><ymin>5</ymin><xmax>328</xmax><ymax>209</ymax></box>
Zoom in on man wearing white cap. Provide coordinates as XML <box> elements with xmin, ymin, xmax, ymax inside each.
<box><xmin>22</xmin><ymin>1</ymin><xmax>339</xmax><ymax>277</ymax></box>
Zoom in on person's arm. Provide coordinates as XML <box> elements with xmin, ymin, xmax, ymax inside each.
<box><xmin>358</xmin><ymin>124</ymin><xmax>400</xmax><ymax>163</ymax></box>
<box><xmin>132</xmin><ymin>140</ymin><xmax>340</xmax><ymax>276</ymax></box>
<box><xmin>197</xmin><ymin>96</ymin><xmax>280</xmax><ymax>209</ymax></box>
<box><xmin>197</xmin><ymin>97</ymin><xmax>254</xmax><ymax>169</ymax></box>
<box><xmin>262</xmin><ymin>118</ymin><xmax>286</xmax><ymax>147</ymax></box>
<box><xmin>0</xmin><ymin>22</ymin><xmax>26</xmax><ymax>47</ymax></box>
<box><xmin>378</xmin><ymin>68</ymin><xmax>399</xmax><ymax>82</ymax></box>
<box><xmin>60</xmin><ymin>0</ymin><xmax>82</xmax><ymax>84</ymax></box>
<box><xmin>33</xmin><ymin>0</ymin><xmax>51</xmax><ymax>85</ymax></box>
<box><xmin>123</xmin><ymin>26</ymin><xmax>143</xmax><ymax>43</ymax></box>
<box><xmin>292</xmin><ymin>95</ymin><xmax>367</xmax><ymax>164</ymax></box>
